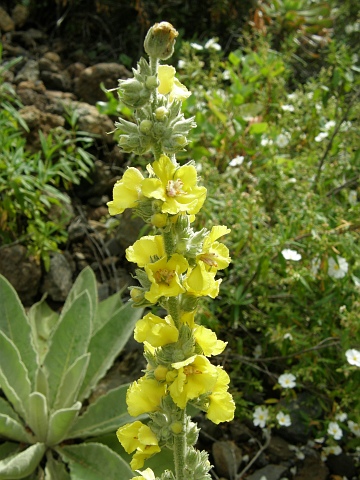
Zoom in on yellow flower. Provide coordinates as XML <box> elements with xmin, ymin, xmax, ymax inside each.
<box><xmin>131</xmin><ymin>468</ymin><xmax>156</xmax><ymax>480</ymax></box>
<box><xmin>126</xmin><ymin>235</ymin><xmax>165</xmax><ymax>267</ymax></box>
<box><xmin>206</xmin><ymin>368</ymin><xmax>235</xmax><ymax>424</ymax></box>
<box><xmin>107</xmin><ymin>167</ymin><xmax>144</xmax><ymax>215</ymax></box>
<box><xmin>198</xmin><ymin>226</ymin><xmax>231</xmax><ymax>272</ymax></box>
<box><xmin>158</xmin><ymin>65</ymin><xmax>191</xmax><ymax>102</ymax></box>
<box><xmin>193</xmin><ymin>325</ymin><xmax>227</xmax><ymax>356</ymax></box>
<box><xmin>184</xmin><ymin>262</ymin><xmax>221</xmax><ymax>298</ymax></box>
<box><xmin>144</xmin><ymin>253</ymin><xmax>188</xmax><ymax>304</ymax></box>
<box><xmin>126</xmin><ymin>376</ymin><xmax>166</xmax><ymax>416</ymax></box>
<box><xmin>134</xmin><ymin>313</ymin><xmax>179</xmax><ymax>347</ymax></box>
<box><xmin>168</xmin><ymin>355</ymin><xmax>218</xmax><ymax>409</ymax></box>
<box><xmin>142</xmin><ymin>155</ymin><xmax>206</xmax><ymax>215</ymax></box>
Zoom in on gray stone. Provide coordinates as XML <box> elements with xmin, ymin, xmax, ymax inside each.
<box><xmin>0</xmin><ymin>6</ymin><xmax>15</xmax><ymax>32</ymax></box>
<box><xmin>75</xmin><ymin>62</ymin><xmax>131</xmax><ymax>104</ymax></box>
<box><xmin>293</xmin><ymin>451</ymin><xmax>329</xmax><ymax>480</ymax></box>
<box><xmin>0</xmin><ymin>245</ymin><xmax>41</xmax><ymax>305</ymax></box>
<box><xmin>15</xmin><ymin>59</ymin><xmax>40</xmax><ymax>84</ymax></box>
<box><xmin>41</xmin><ymin>253</ymin><xmax>73</xmax><ymax>302</ymax></box>
<box><xmin>12</xmin><ymin>4</ymin><xmax>29</xmax><ymax>28</ymax></box>
<box><xmin>212</xmin><ymin>440</ymin><xmax>242</xmax><ymax>479</ymax></box>
<box><xmin>246</xmin><ymin>464</ymin><xmax>288</xmax><ymax>480</ymax></box>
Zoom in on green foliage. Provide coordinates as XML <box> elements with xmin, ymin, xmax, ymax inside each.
<box><xmin>0</xmin><ymin>267</ymin><xmax>143</xmax><ymax>479</ymax></box>
<box><xmin>0</xmin><ymin>49</ymin><xmax>95</xmax><ymax>269</ymax></box>
<box><xmin>178</xmin><ymin>25</ymin><xmax>360</xmax><ymax>452</ymax></box>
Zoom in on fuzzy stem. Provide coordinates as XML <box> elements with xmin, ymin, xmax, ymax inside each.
<box><xmin>167</xmin><ymin>296</ymin><xmax>181</xmax><ymax>328</ymax></box>
<box><xmin>173</xmin><ymin>408</ymin><xmax>187</xmax><ymax>480</ymax></box>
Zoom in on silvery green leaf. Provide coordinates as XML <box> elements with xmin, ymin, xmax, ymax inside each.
<box><xmin>26</xmin><ymin>392</ymin><xmax>48</xmax><ymax>442</ymax></box>
<box><xmin>43</xmin><ymin>291</ymin><xmax>92</xmax><ymax>409</ymax></box>
<box><xmin>0</xmin><ymin>275</ymin><xmax>37</xmax><ymax>387</ymax></box>
<box><xmin>0</xmin><ymin>332</ymin><xmax>31</xmax><ymax>419</ymax></box>
<box><xmin>78</xmin><ymin>301</ymin><xmax>142</xmax><ymax>401</ymax></box>
<box><xmin>93</xmin><ymin>290</ymin><xmax>126</xmax><ymax>334</ymax></box>
<box><xmin>68</xmin><ymin>384</ymin><xmax>139</xmax><ymax>439</ymax></box>
<box><xmin>0</xmin><ymin>414</ymin><xmax>34</xmax><ymax>444</ymax></box>
<box><xmin>44</xmin><ymin>451</ymin><xmax>70</xmax><ymax>480</ymax></box>
<box><xmin>46</xmin><ymin>402</ymin><xmax>82</xmax><ymax>447</ymax></box>
<box><xmin>0</xmin><ymin>442</ymin><xmax>21</xmax><ymax>461</ymax></box>
<box><xmin>0</xmin><ymin>443</ymin><xmax>46</xmax><ymax>479</ymax></box>
<box><xmin>57</xmin><ymin>442</ymin><xmax>133</xmax><ymax>480</ymax></box>
<box><xmin>53</xmin><ymin>354</ymin><xmax>90</xmax><ymax>410</ymax></box>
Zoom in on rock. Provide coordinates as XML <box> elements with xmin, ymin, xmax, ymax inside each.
<box><xmin>75</xmin><ymin>62</ymin><xmax>131</xmax><ymax>104</ymax></box>
<box><xmin>41</xmin><ymin>253</ymin><xmax>74</xmax><ymax>302</ymax></box>
<box><xmin>293</xmin><ymin>451</ymin><xmax>329</xmax><ymax>480</ymax></box>
<box><xmin>212</xmin><ymin>440</ymin><xmax>242</xmax><ymax>479</ymax></box>
<box><xmin>18</xmin><ymin>105</ymin><xmax>65</xmax><ymax>146</ymax></box>
<box><xmin>0</xmin><ymin>245</ymin><xmax>41</xmax><ymax>305</ymax></box>
<box><xmin>17</xmin><ymin>80</ymin><xmax>48</xmax><ymax>109</ymax></box>
<box><xmin>230</xmin><ymin>422</ymin><xmax>253</xmax><ymax>443</ymax></box>
<box><xmin>12</xmin><ymin>4</ymin><xmax>30</xmax><ymax>28</ymax></box>
<box><xmin>267</xmin><ymin>436</ymin><xmax>294</xmax><ymax>464</ymax></box>
<box><xmin>0</xmin><ymin>7</ymin><xmax>15</xmax><ymax>32</ymax></box>
<box><xmin>39</xmin><ymin>52</ymin><xmax>72</xmax><ymax>91</ymax></box>
<box><xmin>14</xmin><ymin>59</ymin><xmax>40</xmax><ymax>84</ymax></box>
<box><xmin>246</xmin><ymin>464</ymin><xmax>288</xmax><ymax>480</ymax></box>
<box><xmin>326</xmin><ymin>452</ymin><xmax>358</xmax><ymax>478</ymax></box>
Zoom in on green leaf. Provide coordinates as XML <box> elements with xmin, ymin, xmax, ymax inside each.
<box><xmin>0</xmin><ymin>275</ymin><xmax>37</xmax><ymax>387</ymax></box>
<box><xmin>0</xmin><ymin>414</ymin><xmax>34</xmax><ymax>443</ymax></box>
<box><xmin>27</xmin><ymin>392</ymin><xmax>48</xmax><ymax>442</ymax></box>
<box><xmin>46</xmin><ymin>402</ymin><xmax>82</xmax><ymax>446</ymax></box>
<box><xmin>0</xmin><ymin>332</ymin><xmax>32</xmax><ymax>419</ymax></box>
<box><xmin>54</xmin><ymin>354</ymin><xmax>90</xmax><ymax>410</ymax></box>
<box><xmin>28</xmin><ymin>296</ymin><xmax>59</xmax><ymax>365</ymax></box>
<box><xmin>62</xmin><ymin>266</ymin><xmax>97</xmax><ymax>324</ymax></box>
<box><xmin>68</xmin><ymin>384</ymin><xmax>138</xmax><ymax>439</ymax></box>
<box><xmin>0</xmin><ymin>443</ymin><xmax>46</xmax><ymax>479</ymax></box>
<box><xmin>79</xmin><ymin>302</ymin><xmax>142</xmax><ymax>400</ymax></box>
<box><xmin>94</xmin><ymin>291</ymin><xmax>125</xmax><ymax>334</ymax></box>
<box><xmin>236</xmin><ymin>103</ymin><xmax>263</xmax><ymax>120</ymax></box>
<box><xmin>43</xmin><ymin>291</ymin><xmax>92</xmax><ymax>408</ymax></box>
<box><xmin>45</xmin><ymin>451</ymin><xmax>71</xmax><ymax>480</ymax></box>
<box><xmin>57</xmin><ymin>443</ymin><xmax>133</xmax><ymax>480</ymax></box>
<box><xmin>249</xmin><ymin>122</ymin><xmax>268</xmax><ymax>134</ymax></box>
<box><xmin>0</xmin><ymin>443</ymin><xmax>21</xmax><ymax>462</ymax></box>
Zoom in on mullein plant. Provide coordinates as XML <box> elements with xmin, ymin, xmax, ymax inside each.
<box><xmin>107</xmin><ymin>22</ymin><xmax>235</xmax><ymax>480</ymax></box>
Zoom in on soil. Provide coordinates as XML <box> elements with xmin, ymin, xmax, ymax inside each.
<box><xmin>0</xmin><ymin>6</ymin><xmax>358</xmax><ymax>480</ymax></box>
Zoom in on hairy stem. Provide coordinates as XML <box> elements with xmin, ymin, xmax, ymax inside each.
<box><xmin>173</xmin><ymin>409</ymin><xmax>187</xmax><ymax>480</ymax></box>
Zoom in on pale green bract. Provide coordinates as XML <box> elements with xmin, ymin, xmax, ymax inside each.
<box><xmin>0</xmin><ymin>267</ymin><xmax>143</xmax><ymax>479</ymax></box>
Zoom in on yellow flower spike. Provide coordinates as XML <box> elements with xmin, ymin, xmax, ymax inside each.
<box><xmin>131</xmin><ymin>445</ymin><xmax>161</xmax><ymax>471</ymax></box>
<box><xmin>169</xmin><ymin>355</ymin><xmax>219</xmax><ymax>409</ymax></box>
<box><xmin>193</xmin><ymin>325</ymin><xmax>227</xmax><ymax>356</ymax></box>
<box><xmin>107</xmin><ymin>167</ymin><xmax>144</xmax><ymax>215</ymax></box>
<box><xmin>184</xmin><ymin>262</ymin><xmax>221</xmax><ymax>298</ymax></box>
<box><xmin>116</xmin><ymin>421</ymin><xmax>158</xmax><ymax>453</ymax></box>
<box><xmin>144</xmin><ymin>253</ymin><xmax>188</xmax><ymax>304</ymax></box>
<box><xmin>158</xmin><ymin>65</ymin><xmax>191</xmax><ymax>102</ymax></box>
<box><xmin>142</xmin><ymin>155</ymin><xmax>207</xmax><ymax>215</ymax></box>
<box><xmin>126</xmin><ymin>235</ymin><xmax>165</xmax><ymax>267</ymax></box>
<box><xmin>180</xmin><ymin>310</ymin><xmax>196</xmax><ymax>328</ymax></box>
<box><xmin>134</xmin><ymin>313</ymin><xmax>179</xmax><ymax>347</ymax></box>
<box><xmin>206</xmin><ymin>368</ymin><xmax>235</xmax><ymax>424</ymax></box>
<box><xmin>126</xmin><ymin>376</ymin><xmax>166</xmax><ymax>416</ymax></box>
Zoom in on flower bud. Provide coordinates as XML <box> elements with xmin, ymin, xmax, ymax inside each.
<box><xmin>171</xmin><ymin>421</ymin><xmax>183</xmax><ymax>434</ymax></box>
<box><xmin>145</xmin><ymin>75</ymin><xmax>159</xmax><ymax>89</ymax></box>
<box><xmin>144</xmin><ymin>22</ymin><xmax>179</xmax><ymax>60</ymax></box>
<box><xmin>154</xmin><ymin>365</ymin><xmax>168</xmax><ymax>381</ymax></box>
<box><xmin>151</xmin><ymin>213</ymin><xmax>168</xmax><ymax>228</ymax></box>
<box><xmin>139</xmin><ymin>119</ymin><xmax>153</xmax><ymax>134</ymax></box>
<box><xmin>155</xmin><ymin>106</ymin><xmax>168</xmax><ymax>121</ymax></box>
<box><xmin>130</xmin><ymin>287</ymin><xmax>144</xmax><ymax>303</ymax></box>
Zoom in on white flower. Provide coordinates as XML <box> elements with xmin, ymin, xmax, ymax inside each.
<box><xmin>282</xmin><ymin>249</ymin><xmax>302</xmax><ymax>261</ymax></box>
<box><xmin>261</xmin><ymin>136</ymin><xmax>273</xmax><ymax>146</ymax></box>
<box><xmin>229</xmin><ymin>155</ymin><xmax>244</xmax><ymax>167</ymax></box>
<box><xmin>287</xmin><ymin>92</ymin><xmax>298</xmax><ymax>101</ymax></box>
<box><xmin>177</xmin><ymin>60</ymin><xmax>186</xmax><ymax>69</ymax></box>
<box><xmin>253</xmin><ymin>406</ymin><xmax>269</xmax><ymax>428</ymax></box>
<box><xmin>321</xmin><ymin>445</ymin><xmax>342</xmax><ymax>461</ymax></box>
<box><xmin>328</xmin><ymin>256</ymin><xmax>348</xmax><ymax>279</ymax></box>
<box><xmin>281</xmin><ymin>104</ymin><xmax>295</xmax><ymax>112</ymax></box>
<box><xmin>345</xmin><ymin>24</ymin><xmax>354</xmax><ymax>34</ymax></box>
<box><xmin>276</xmin><ymin>133</ymin><xmax>290</xmax><ymax>148</ymax></box>
<box><xmin>349</xmin><ymin>190</ymin><xmax>357</xmax><ymax>205</ymax></box>
<box><xmin>315</xmin><ymin>131</ymin><xmax>329</xmax><ymax>142</ymax></box>
<box><xmin>328</xmin><ymin>421</ymin><xmax>343</xmax><ymax>440</ymax></box>
<box><xmin>348</xmin><ymin>420</ymin><xmax>360</xmax><ymax>437</ymax></box>
<box><xmin>324</xmin><ymin>120</ymin><xmax>336</xmax><ymax>130</ymax></box>
<box><xmin>345</xmin><ymin>349</ymin><xmax>360</xmax><ymax>367</ymax></box>
<box><xmin>222</xmin><ymin>69</ymin><xmax>230</xmax><ymax>80</ymax></box>
<box><xmin>311</xmin><ymin>257</ymin><xmax>321</xmax><ymax>275</ymax></box>
<box><xmin>204</xmin><ymin>38</ymin><xmax>221</xmax><ymax>51</ymax></box>
<box><xmin>276</xmin><ymin>411</ymin><xmax>292</xmax><ymax>427</ymax></box>
<box><xmin>190</xmin><ymin>42</ymin><xmax>203</xmax><ymax>50</ymax></box>
<box><xmin>335</xmin><ymin>412</ymin><xmax>348</xmax><ymax>422</ymax></box>
<box><xmin>278</xmin><ymin>373</ymin><xmax>296</xmax><ymax>389</ymax></box>
<box><xmin>283</xmin><ymin>333</ymin><xmax>293</xmax><ymax>341</ymax></box>
<box><xmin>253</xmin><ymin>344</ymin><xmax>262</xmax><ymax>358</ymax></box>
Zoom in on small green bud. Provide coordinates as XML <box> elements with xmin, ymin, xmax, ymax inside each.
<box><xmin>139</xmin><ymin>119</ymin><xmax>153</xmax><ymax>134</ymax></box>
<box><xmin>151</xmin><ymin>213</ymin><xmax>168</xmax><ymax>228</ymax></box>
<box><xmin>145</xmin><ymin>75</ymin><xmax>159</xmax><ymax>89</ymax></box>
<box><xmin>155</xmin><ymin>106</ymin><xmax>169</xmax><ymax>120</ymax></box>
<box><xmin>144</xmin><ymin>22</ymin><xmax>179</xmax><ymax>60</ymax></box>
<box><xmin>171</xmin><ymin>421</ymin><xmax>183</xmax><ymax>434</ymax></box>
